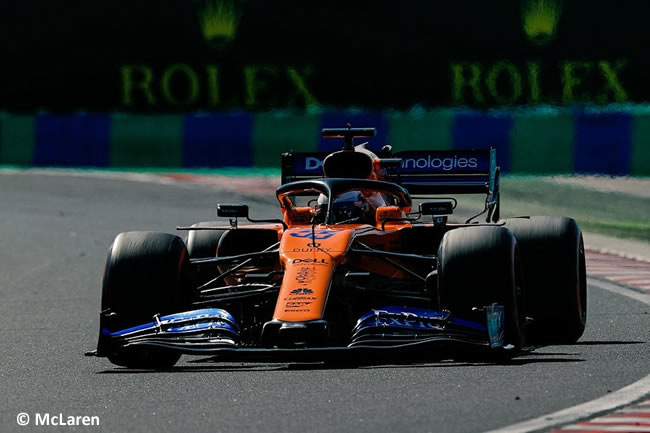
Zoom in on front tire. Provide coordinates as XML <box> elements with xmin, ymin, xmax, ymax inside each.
<box><xmin>438</xmin><ymin>226</ymin><xmax>524</xmax><ymax>348</ymax></box>
<box><xmin>99</xmin><ymin>231</ymin><xmax>190</xmax><ymax>368</ymax></box>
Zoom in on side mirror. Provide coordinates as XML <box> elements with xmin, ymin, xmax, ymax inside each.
<box><xmin>375</xmin><ymin>206</ymin><xmax>403</xmax><ymax>223</ymax></box>
<box><xmin>217</xmin><ymin>203</ymin><xmax>249</xmax><ymax>218</ymax></box>
<box><xmin>420</xmin><ymin>200</ymin><xmax>454</xmax><ymax>216</ymax></box>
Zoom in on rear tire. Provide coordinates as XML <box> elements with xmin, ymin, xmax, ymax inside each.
<box><xmin>99</xmin><ymin>231</ymin><xmax>189</xmax><ymax>368</ymax></box>
<box><xmin>214</xmin><ymin>228</ymin><xmax>280</xmax><ymax>285</ymax></box>
<box><xmin>186</xmin><ymin>221</ymin><xmax>225</xmax><ymax>258</ymax></box>
<box><xmin>503</xmin><ymin>216</ymin><xmax>586</xmax><ymax>344</ymax></box>
<box><xmin>438</xmin><ymin>226</ymin><xmax>523</xmax><ymax>348</ymax></box>
<box><xmin>217</xmin><ymin>229</ymin><xmax>279</xmax><ymax>257</ymax></box>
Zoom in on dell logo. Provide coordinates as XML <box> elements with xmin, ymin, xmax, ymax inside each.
<box><xmin>305</xmin><ymin>157</ymin><xmax>323</xmax><ymax>171</ymax></box>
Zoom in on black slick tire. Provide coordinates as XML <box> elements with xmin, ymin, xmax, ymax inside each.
<box><xmin>186</xmin><ymin>221</ymin><xmax>225</xmax><ymax>259</ymax></box>
<box><xmin>503</xmin><ymin>216</ymin><xmax>586</xmax><ymax>344</ymax></box>
<box><xmin>217</xmin><ymin>229</ymin><xmax>279</xmax><ymax>257</ymax></box>
<box><xmin>438</xmin><ymin>226</ymin><xmax>523</xmax><ymax>348</ymax></box>
<box><xmin>99</xmin><ymin>231</ymin><xmax>189</xmax><ymax>369</ymax></box>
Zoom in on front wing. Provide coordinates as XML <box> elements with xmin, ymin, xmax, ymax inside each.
<box><xmin>87</xmin><ymin>305</ymin><xmax>510</xmax><ymax>362</ymax></box>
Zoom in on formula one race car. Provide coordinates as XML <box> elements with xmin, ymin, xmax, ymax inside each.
<box><xmin>87</xmin><ymin>126</ymin><xmax>586</xmax><ymax>368</ymax></box>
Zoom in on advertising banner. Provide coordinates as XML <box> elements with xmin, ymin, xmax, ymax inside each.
<box><xmin>0</xmin><ymin>0</ymin><xmax>647</xmax><ymax>112</ymax></box>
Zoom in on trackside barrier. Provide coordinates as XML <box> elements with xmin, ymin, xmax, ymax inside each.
<box><xmin>0</xmin><ymin>108</ymin><xmax>649</xmax><ymax>175</ymax></box>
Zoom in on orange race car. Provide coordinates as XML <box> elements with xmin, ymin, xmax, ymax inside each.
<box><xmin>87</xmin><ymin>126</ymin><xmax>587</xmax><ymax>369</ymax></box>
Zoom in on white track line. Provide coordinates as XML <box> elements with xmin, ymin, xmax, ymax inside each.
<box><xmin>489</xmin><ymin>277</ymin><xmax>650</xmax><ymax>433</ymax></box>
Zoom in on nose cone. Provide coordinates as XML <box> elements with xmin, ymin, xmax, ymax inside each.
<box><xmin>261</xmin><ymin>319</ymin><xmax>330</xmax><ymax>348</ymax></box>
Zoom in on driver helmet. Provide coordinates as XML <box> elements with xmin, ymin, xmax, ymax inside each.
<box><xmin>315</xmin><ymin>191</ymin><xmax>375</xmax><ymax>224</ymax></box>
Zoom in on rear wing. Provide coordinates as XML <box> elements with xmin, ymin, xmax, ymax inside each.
<box><xmin>391</xmin><ymin>149</ymin><xmax>497</xmax><ymax>196</ymax></box>
<box><xmin>282</xmin><ymin>148</ymin><xmax>497</xmax><ymax>194</ymax></box>
<box><xmin>281</xmin><ymin>148</ymin><xmax>500</xmax><ymax>221</ymax></box>
<box><xmin>281</xmin><ymin>152</ymin><xmax>329</xmax><ymax>184</ymax></box>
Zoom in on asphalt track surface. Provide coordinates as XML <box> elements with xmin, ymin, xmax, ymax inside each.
<box><xmin>0</xmin><ymin>172</ymin><xmax>648</xmax><ymax>433</ymax></box>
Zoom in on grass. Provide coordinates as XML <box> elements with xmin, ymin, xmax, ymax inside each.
<box><xmin>0</xmin><ymin>165</ymin><xmax>281</xmax><ymax>177</ymax></box>
<box><xmin>456</xmin><ymin>175</ymin><xmax>650</xmax><ymax>241</ymax></box>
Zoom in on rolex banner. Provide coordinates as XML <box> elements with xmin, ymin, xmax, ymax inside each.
<box><xmin>0</xmin><ymin>0</ymin><xmax>647</xmax><ymax>112</ymax></box>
